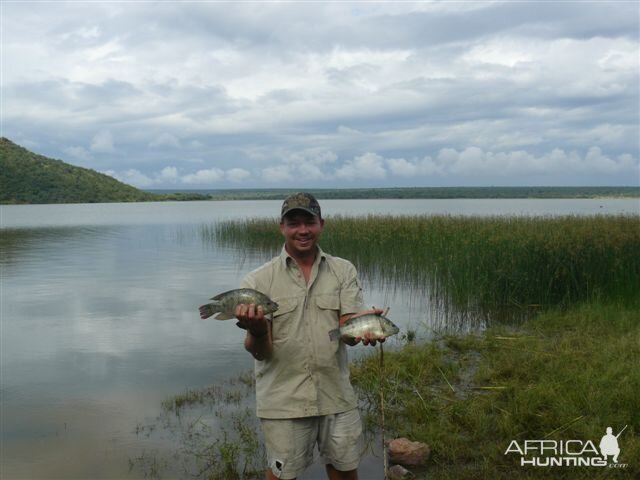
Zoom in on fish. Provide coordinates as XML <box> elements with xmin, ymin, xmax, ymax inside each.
<box><xmin>199</xmin><ymin>288</ymin><xmax>279</xmax><ymax>320</ymax></box>
<box><xmin>328</xmin><ymin>313</ymin><xmax>399</xmax><ymax>341</ymax></box>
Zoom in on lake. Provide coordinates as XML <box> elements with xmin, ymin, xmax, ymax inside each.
<box><xmin>1</xmin><ymin>198</ymin><xmax>638</xmax><ymax>479</ymax></box>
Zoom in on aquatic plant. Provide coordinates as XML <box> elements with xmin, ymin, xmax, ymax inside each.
<box><xmin>209</xmin><ymin>214</ymin><xmax>640</xmax><ymax>321</ymax></box>
<box><xmin>132</xmin><ymin>373</ymin><xmax>265</xmax><ymax>479</ymax></box>
<box><xmin>351</xmin><ymin>303</ymin><xmax>640</xmax><ymax>479</ymax></box>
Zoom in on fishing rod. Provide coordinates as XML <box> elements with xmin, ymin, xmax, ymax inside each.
<box><xmin>616</xmin><ymin>425</ymin><xmax>628</xmax><ymax>438</ymax></box>
<box><xmin>378</xmin><ymin>306</ymin><xmax>391</xmax><ymax>480</ymax></box>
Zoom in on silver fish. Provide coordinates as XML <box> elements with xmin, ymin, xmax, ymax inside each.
<box><xmin>199</xmin><ymin>288</ymin><xmax>279</xmax><ymax>320</ymax></box>
<box><xmin>328</xmin><ymin>313</ymin><xmax>399</xmax><ymax>341</ymax></box>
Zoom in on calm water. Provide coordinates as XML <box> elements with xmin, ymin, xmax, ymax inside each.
<box><xmin>1</xmin><ymin>199</ymin><xmax>638</xmax><ymax>479</ymax></box>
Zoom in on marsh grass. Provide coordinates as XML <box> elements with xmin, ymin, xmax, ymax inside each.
<box><xmin>161</xmin><ymin>371</ymin><xmax>255</xmax><ymax>413</ymax></box>
<box><xmin>210</xmin><ymin>214</ymin><xmax>639</xmax><ymax>322</ymax></box>
<box><xmin>131</xmin><ymin>373</ymin><xmax>265</xmax><ymax>479</ymax></box>
<box><xmin>351</xmin><ymin>303</ymin><xmax>640</xmax><ymax>479</ymax></box>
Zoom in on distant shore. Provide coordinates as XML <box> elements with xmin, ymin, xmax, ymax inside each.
<box><xmin>3</xmin><ymin>186</ymin><xmax>639</xmax><ymax>205</ymax></box>
<box><xmin>144</xmin><ymin>186</ymin><xmax>640</xmax><ymax>202</ymax></box>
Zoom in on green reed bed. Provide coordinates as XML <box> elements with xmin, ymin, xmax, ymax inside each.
<box><xmin>351</xmin><ymin>303</ymin><xmax>640</xmax><ymax>479</ymax></box>
<box><xmin>210</xmin><ymin>214</ymin><xmax>640</xmax><ymax>317</ymax></box>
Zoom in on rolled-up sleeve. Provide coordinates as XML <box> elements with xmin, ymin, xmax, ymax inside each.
<box><xmin>339</xmin><ymin>262</ymin><xmax>364</xmax><ymax>316</ymax></box>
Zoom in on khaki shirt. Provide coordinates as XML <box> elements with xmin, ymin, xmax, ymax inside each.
<box><xmin>240</xmin><ymin>245</ymin><xmax>364</xmax><ymax>419</ymax></box>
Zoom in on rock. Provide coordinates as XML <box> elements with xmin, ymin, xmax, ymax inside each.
<box><xmin>387</xmin><ymin>437</ymin><xmax>431</xmax><ymax>466</ymax></box>
<box><xmin>389</xmin><ymin>464</ymin><xmax>414</xmax><ymax>479</ymax></box>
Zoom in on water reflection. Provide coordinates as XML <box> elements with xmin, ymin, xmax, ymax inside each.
<box><xmin>1</xmin><ymin>222</ymin><xmax>261</xmax><ymax>478</ymax></box>
<box><xmin>0</xmin><ymin>226</ymin><xmax>121</xmax><ymax>270</ymax></box>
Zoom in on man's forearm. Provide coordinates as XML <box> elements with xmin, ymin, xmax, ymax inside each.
<box><xmin>244</xmin><ymin>329</ymin><xmax>273</xmax><ymax>360</ymax></box>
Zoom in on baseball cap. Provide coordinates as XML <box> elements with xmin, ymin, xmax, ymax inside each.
<box><xmin>281</xmin><ymin>192</ymin><xmax>322</xmax><ymax>219</ymax></box>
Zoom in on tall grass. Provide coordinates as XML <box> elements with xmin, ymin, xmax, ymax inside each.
<box><xmin>351</xmin><ymin>303</ymin><xmax>640</xmax><ymax>479</ymax></box>
<box><xmin>209</xmin><ymin>214</ymin><xmax>640</xmax><ymax>319</ymax></box>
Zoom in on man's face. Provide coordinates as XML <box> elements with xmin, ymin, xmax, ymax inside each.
<box><xmin>280</xmin><ymin>211</ymin><xmax>324</xmax><ymax>257</ymax></box>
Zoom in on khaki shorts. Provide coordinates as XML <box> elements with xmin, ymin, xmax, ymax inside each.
<box><xmin>260</xmin><ymin>408</ymin><xmax>363</xmax><ymax>479</ymax></box>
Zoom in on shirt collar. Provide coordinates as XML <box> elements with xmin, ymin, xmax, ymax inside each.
<box><xmin>280</xmin><ymin>244</ymin><xmax>326</xmax><ymax>268</ymax></box>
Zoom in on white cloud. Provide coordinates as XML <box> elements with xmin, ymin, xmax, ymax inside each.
<box><xmin>387</xmin><ymin>156</ymin><xmax>442</xmax><ymax>177</ymax></box>
<box><xmin>104</xmin><ymin>165</ymin><xmax>251</xmax><ymax>187</ymax></box>
<box><xmin>297</xmin><ymin>163</ymin><xmax>327</xmax><ymax>180</ymax></box>
<box><xmin>335</xmin><ymin>153</ymin><xmax>387</xmax><ymax>180</ymax></box>
<box><xmin>87</xmin><ymin>39</ymin><xmax>122</xmax><ymax>62</ymax></box>
<box><xmin>429</xmin><ymin>146</ymin><xmax>639</xmax><ymax>178</ymax></box>
<box><xmin>158</xmin><ymin>166</ymin><xmax>179</xmax><ymax>181</ymax></box>
<box><xmin>337</xmin><ymin>125</ymin><xmax>361</xmax><ymax>135</ymax></box>
<box><xmin>101</xmin><ymin>146</ymin><xmax>639</xmax><ymax>188</ymax></box>
<box><xmin>298</xmin><ymin>149</ymin><xmax>338</xmax><ymax>165</ymax></box>
<box><xmin>61</xmin><ymin>25</ymin><xmax>102</xmax><ymax>41</ymax></box>
<box><xmin>104</xmin><ymin>168</ymin><xmax>153</xmax><ymax>187</ymax></box>
<box><xmin>64</xmin><ymin>146</ymin><xmax>92</xmax><ymax>161</ymax></box>
<box><xmin>583</xmin><ymin>147</ymin><xmax>636</xmax><ymax>174</ymax></box>
<box><xmin>226</xmin><ymin>168</ymin><xmax>251</xmax><ymax>182</ymax></box>
<box><xmin>90</xmin><ymin>130</ymin><xmax>114</xmax><ymax>152</ymax></box>
<box><xmin>247</xmin><ymin>148</ymin><xmax>340</xmax><ymax>182</ymax></box>
<box><xmin>449</xmin><ymin>147</ymin><xmax>487</xmax><ymax>175</ymax></box>
<box><xmin>182</xmin><ymin>168</ymin><xmax>225</xmax><ymax>184</ymax></box>
<box><xmin>262</xmin><ymin>165</ymin><xmax>294</xmax><ymax>183</ymax></box>
<box><xmin>318</xmin><ymin>46</ymin><xmax>412</xmax><ymax>71</ymax></box>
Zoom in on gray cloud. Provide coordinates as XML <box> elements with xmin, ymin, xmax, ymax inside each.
<box><xmin>91</xmin><ymin>130</ymin><xmax>115</xmax><ymax>153</ymax></box>
<box><xmin>2</xmin><ymin>2</ymin><xmax>638</xmax><ymax>188</ymax></box>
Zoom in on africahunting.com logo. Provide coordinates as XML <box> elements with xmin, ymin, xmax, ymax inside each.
<box><xmin>505</xmin><ymin>426</ymin><xmax>629</xmax><ymax>469</ymax></box>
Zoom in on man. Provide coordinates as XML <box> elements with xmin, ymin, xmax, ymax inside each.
<box><xmin>599</xmin><ymin>427</ymin><xmax>620</xmax><ymax>463</ymax></box>
<box><xmin>234</xmin><ymin>192</ymin><xmax>383</xmax><ymax>480</ymax></box>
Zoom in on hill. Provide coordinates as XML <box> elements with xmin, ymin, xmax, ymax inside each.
<box><xmin>0</xmin><ymin>138</ymin><xmax>158</xmax><ymax>204</ymax></box>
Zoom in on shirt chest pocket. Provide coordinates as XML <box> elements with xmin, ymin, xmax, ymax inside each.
<box><xmin>315</xmin><ymin>293</ymin><xmax>341</xmax><ymax>325</ymax></box>
<box><xmin>270</xmin><ymin>299</ymin><xmax>298</xmax><ymax>343</ymax></box>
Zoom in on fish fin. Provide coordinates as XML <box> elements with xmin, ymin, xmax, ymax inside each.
<box><xmin>214</xmin><ymin>312</ymin><xmax>235</xmax><ymax>320</ymax></box>
<box><xmin>328</xmin><ymin>328</ymin><xmax>342</xmax><ymax>342</ymax></box>
<box><xmin>199</xmin><ymin>303</ymin><xmax>217</xmax><ymax>319</ymax></box>
<box><xmin>211</xmin><ymin>290</ymin><xmax>234</xmax><ymax>300</ymax></box>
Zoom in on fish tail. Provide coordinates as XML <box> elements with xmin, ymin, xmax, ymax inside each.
<box><xmin>199</xmin><ymin>302</ymin><xmax>218</xmax><ymax>319</ymax></box>
<box><xmin>328</xmin><ymin>328</ymin><xmax>342</xmax><ymax>342</ymax></box>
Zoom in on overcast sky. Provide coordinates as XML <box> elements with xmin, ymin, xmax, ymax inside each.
<box><xmin>2</xmin><ymin>1</ymin><xmax>639</xmax><ymax>188</ymax></box>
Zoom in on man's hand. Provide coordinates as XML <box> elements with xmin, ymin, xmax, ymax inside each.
<box><xmin>235</xmin><ymin>303</ymin><xmax>269</xmax><ymax>338</ymax></box>
<box><xmin>351</xmin><ymin>331</ymin><xmax>386</xmax><ymax>347</ymax></box>
<box><xmin>342</xmin><ymin>307</ymin><xmax>386</xmax><ymax>347</ymax></box>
